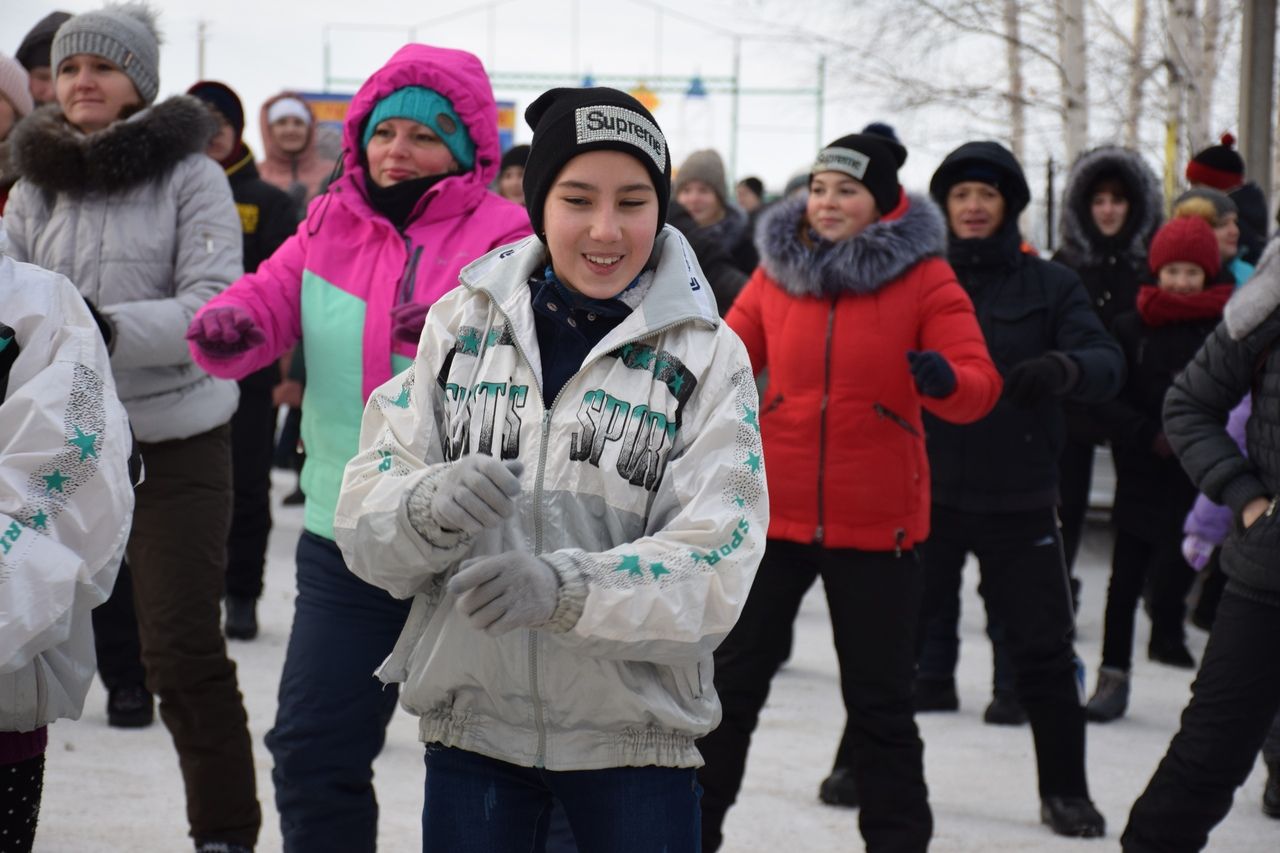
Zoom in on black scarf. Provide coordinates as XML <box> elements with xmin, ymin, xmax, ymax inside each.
<box><xmin>362</xmin><ymin>171</ymin><xmax>451</xmax><ymax>230</ymax></box>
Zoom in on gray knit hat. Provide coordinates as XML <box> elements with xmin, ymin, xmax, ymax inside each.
<box><xmin>52</xmin><ymin>3</ymin><xmax>160</xmax><ymax>105</ymax></box>
<box><xmin>674</xmin><ymin>149</ymin><xmax>730</xmax><ymax>208</ymax></box>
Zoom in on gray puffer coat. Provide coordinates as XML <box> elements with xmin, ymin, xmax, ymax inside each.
<box><xmin>4</xmin><ymin>96</ymin><xmax>241</xmax><ymax>442</ymax></box>
<box><xmin>1164</xmin><ymin>237</ymin><xmax>1280</xmax><ymax>604</ymax></box>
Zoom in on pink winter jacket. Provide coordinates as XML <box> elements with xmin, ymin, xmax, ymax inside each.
<box><xmin>191</xmin><ymin>44</ymin><xmax>532</xmax><ymax>539</ymax></box>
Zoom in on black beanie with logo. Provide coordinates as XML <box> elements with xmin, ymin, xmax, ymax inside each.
<box><xmin>522</xmin><ymin>87</ymin><xmax>671</xmax><ymax>240</ymax></box>
<box><xmin>810</xmin><ymin>133</ymin><xmax>907</xmax><ymax>215</ymax></box>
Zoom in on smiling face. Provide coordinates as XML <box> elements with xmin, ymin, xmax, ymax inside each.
<box><xmin>676</xmin><ymin>179</ymin><xmax>724</xmax><ymax>227</ymax></box>
<box><xmin>1091</xmin><ymin>189</ymin><xmax>1130</xmax><ymax>237</ymax></box>
<box><xmin>365</xmin><ymin>118</ymin><xmax>459</xmax><ymax>188</ymax></box>
<box><xmin>946</xmin><ymin>181</ymin><xmax>1005</xmax><ymax>239</ymax></box>
<box><xmin>1158</xmin><ymin>261</ymin><xmax>1207</xmax><ymax>294</ymax></box>
<box><xmin>55</xmin><ymin>53</ymin><xmax>141</xmax><ymax>134</ymax></box>
<box><xmin>543</xmin><ymin>149</ymin><xmax>659</xmax><ymax>300</ymax></box>
<box><xmin>805</xmin><ymin>171</ymin><xmax>879</xmax><ymax>242</ymax></box>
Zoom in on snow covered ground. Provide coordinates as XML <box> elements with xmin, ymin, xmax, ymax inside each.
<box><xmin>34</xmin><ymin>472</ymin><xmax>1279</xmax><ymax>851</ymax></box>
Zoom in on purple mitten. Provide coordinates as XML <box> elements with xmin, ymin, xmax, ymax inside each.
<box><xmin>391</xmin><ymin>302</ymin><xmax>431</xmax><ymax>345</ymax></box>
<box><xmin>1181</xmin><ymin>533</ymin><xmax>1214</xmax><ymax>571</ymax></box>
<box><xmin>185</xmin><ymin>306</ymin><xmax>266</xmax><ymax>358</ymax></box>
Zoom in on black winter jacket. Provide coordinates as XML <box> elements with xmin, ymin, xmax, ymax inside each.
<box><xmin>1165</xmin><ymin>240</ymin><xmax>1280</xmax><ymax>603</ymax></box>
<box><xmin>1052</xmin><ymin>146</ymin><xmax>1163</xmax><ymax>445</ymax></box>
<box><xmin>926</xmin><ymin>142</ymin><xmax>1126</xmax><ymax>512</ymax></box>
<box><xmin>1096</xmin><ymin>306</ymin><xmax>1222</xmax><ymax>541</ymax></box>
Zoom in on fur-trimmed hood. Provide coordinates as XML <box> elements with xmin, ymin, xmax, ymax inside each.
<box><xmin>756</xmin><ymin>193</ymin><xmax>946</xmax><ymax>298</ymax></box>
<box><xmin>1059</xmin><ymin>145</ymin><xmax>1162</xmax><ymax>267</ymax></box>
<box><xmin>9</xmin><ymin>95</ymin><xmax>215</xmax><ymax>195</ymax></box>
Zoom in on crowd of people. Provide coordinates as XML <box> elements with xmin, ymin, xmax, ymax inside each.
<box><xmin>1</xmin><ymin>3</ymin><xmax>1279</xmax><ymax>852</ymax></box>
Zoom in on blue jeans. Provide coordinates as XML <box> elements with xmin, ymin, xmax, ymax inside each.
<box><xmin>264</xmin><ymin>531</ymin><xmax>412</xmax><ymax>852</ymax></box>
<box><xmin>421</xmin><ymin>745</ymin><xmax>701</xmax><ymax>853</ymax></box>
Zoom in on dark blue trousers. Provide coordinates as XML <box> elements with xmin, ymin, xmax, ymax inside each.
<box><xmin>264</xmin><ymin>531</ymin><xmax>412</xmax><ymax>852</ymax></box>
<box><xmin>421</xmin><ymin>745</ymin><xmax>701</xmax><ymax>853</ymax></box>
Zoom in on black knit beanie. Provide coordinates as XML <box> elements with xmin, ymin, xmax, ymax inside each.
<box><xmin>522</xmin><ymin>87</ymin><xmax>671</xmax><ymax>240</ymax></box>
<box><xmin>500</xmin><ymin>143</ymin><xmax>530</xmax><ymax>172</ymax></box>
<box><xmin>811</xmin><ymin>133</ymin><xmax>907</xmax><ymax>215</ymax></box>
<box><xmin>15</xmin><ymin>11</ymin><xmax>72</xmax><ymax>71</ymax></box>
<box><xmin>188</xmin><ymin>80</ymin><xmax>245</xmax><ymax>142</ymax></box>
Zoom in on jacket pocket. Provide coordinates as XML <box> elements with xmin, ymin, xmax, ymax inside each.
<box><xmin>987</xmin><ymin>301</ymin><xmax>1049</xmax><ymax>366</ymax></box>
<box><xmin>873</xmin><ymin>402</ymin><xmax>920</xmax><ymax>437</ymax></box>
<box><xmin>761</xmin><ymin>392</ymin><xmax>784</xmax><ymax>416</ymax></box>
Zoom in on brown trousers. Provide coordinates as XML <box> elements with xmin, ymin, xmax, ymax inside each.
<box><xmin>129</xmin><ymin>424</ymin><xmax>261</xmax><ymax>847</ymax></box>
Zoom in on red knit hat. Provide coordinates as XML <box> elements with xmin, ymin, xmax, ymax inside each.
<box><xmin>1148</xmin><ymin>216</ymin><xmax>1221</xmax><ymax>280</ymax></box>
<box><xmin>1185</xmin><ymin>133</ymin><xmax>1245</xmax><ymax>191</ymax></box>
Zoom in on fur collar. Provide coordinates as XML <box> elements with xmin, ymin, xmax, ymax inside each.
<box><xmin>757</xmin><ymin>193</ymin><xmax>946</xmax><ymax>298</ymax></box>
<box><xmin>1058</xmin><ymin>146</ymin><xmax>1162</xmax><ymax>267</ymax></box>
<box><xmin>10</xmin><ymin>96</ymin><xmax>215</xmax><ymax>195</ymax></box>
<box><xmin>1225</xmin><ymin>236</ymin><xmax>1280</xmax><ymax>340</ymax></box>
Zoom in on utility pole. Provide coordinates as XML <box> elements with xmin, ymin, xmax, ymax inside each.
<box><xmin>1239</xmin><ymin>0</ymin><xmax>1277</xmax><ymax>201</ymax></box>
<box><xmin>196</xmin><ymin>20</ymin><xmax>207</xmax><ymax>80</ymax></box>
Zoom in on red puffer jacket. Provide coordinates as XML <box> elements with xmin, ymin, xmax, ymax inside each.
<box><xmin>727</xmin><ymin>192</ymin><xmax>1001</xmax><ymax>551</ymax></box>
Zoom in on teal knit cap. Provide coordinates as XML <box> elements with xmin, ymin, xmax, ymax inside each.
<box><xmin>361</xmin><ymin>86</ymin><xmax>475</xmax><ymax>171</ymax></box>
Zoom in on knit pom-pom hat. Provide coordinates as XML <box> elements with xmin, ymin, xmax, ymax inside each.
<box><xmin>1186</xmin><ymin>133</ymin><xmax>1246</xmax><ymax>191</ymax></box>
<box><xmin>1148</xmin><ymin>215</ymin><xmax>1222</xmax><ymax>281</ymax></box>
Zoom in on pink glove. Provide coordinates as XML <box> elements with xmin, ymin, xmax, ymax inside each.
<box><xmin>1181</xmin><ymin>533</ymin><xmax>1214</xmax><ymax>571</ymax></box>
<box><xmin>391</xmin><ymin>302</ymin><xmax>431</xmax><ymax>345</ymax></box>
<box><xmin>185</xmin><ymin>306</ymin><xmax>266</xmax><ymax>358</ymax></box>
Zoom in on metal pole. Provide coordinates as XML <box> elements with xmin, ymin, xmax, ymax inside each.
<box><xmin>816</xmin><ymin>54</ymin><xmax>826</xmax><ymax>151</ymax></box>
<box><xmin>1239</xmin><ymin>0</ymin><xmax>1277</xmax><ymax>201</ymax></box>
<box><xmin>730</xmin><ymin>36</ymin><xmax>741</xmax><ymax>179</ymax></box>
<box><xmin>323</xmin><ymin>26</ymin><xmax>331</xmax><ymax>91</ymax></box>
<box><xmin>1046</xmin><ymin>157</ymin><xmax>1056</xmax><ymax>253</ymax></box>
<box><xmin>196</xmin><ymin>20</ymin><xmax>206</xmax><ymax>80</ymax></box>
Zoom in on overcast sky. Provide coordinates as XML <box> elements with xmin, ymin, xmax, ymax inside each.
<box><xmin>4</xmin><ymin>0</ymin><xmax>884</xmax><ymax>192</ymax></box>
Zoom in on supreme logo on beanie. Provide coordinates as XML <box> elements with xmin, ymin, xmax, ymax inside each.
<box><xmin>522</xmin><ymin>87</ymin><xmax>671</xmax><ymax>240</ymax></box>
<box><xmin>812</xmin><ymin>132</ymin><xmax>907</xmax><ymax>215</ymax></box>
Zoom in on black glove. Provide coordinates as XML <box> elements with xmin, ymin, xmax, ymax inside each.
<box><xmin>82</xmin><ymin>296</ymin><xmax>114</xmax><ymax>350</ymax></box>
<box><xmin>1002</xmin><ymin>354</ymin><xmax>1069</xmax><ymax>407</ymax></box>
<box><xmin>906</xmin><ymin>350</ymin><xmax>956</xmax><ymax>398</ymax></box>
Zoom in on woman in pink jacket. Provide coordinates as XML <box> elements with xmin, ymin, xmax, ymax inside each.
<box><xmin>186</xmin><ymin>44</ymin><xmax>531</xmax><ymax>851</ymax></box>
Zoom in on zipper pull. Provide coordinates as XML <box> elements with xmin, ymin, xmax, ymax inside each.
<box><xmin>894</xmin><ymin>528</ymin><xmax>906</xmax><ymax>557</ymax></box>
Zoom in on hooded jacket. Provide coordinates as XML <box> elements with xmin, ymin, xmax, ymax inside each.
<box><xmin>1053</xmin><ymin>146</ymin><xmax>1163</xmax><ymax>328</ymax></box>
<box><xmin>257</xmin><ymin>92</ymin><xmax>337</xmax><ymax>215</ymax></box>
<box><xmin>192</xmin><ymin>44</ymin><xmax>532</xmax><ymax>539</ymax></box>
<box><xmin>4</xmin><ymin>96</ymin><xmax>243</xmax><ymax>443</ymax></box>
<box><xmin>0</xmin><ymin>250</ymin><xmax>134</xmax><ymax>732</ymax></box>
<box><xmin>333</xmin><ymin>227</ymin><xmax>766</xmax><ymax>771</ymax></box>
<box><xmin>926</xmin><ymin>141</ymin><xmax>1125</xmax><ymax>512</ymax></box>
<box><xmin>1164</xmin><ymin>237</ymin><xmax>1280</xmax><ymax>604</ymax></box>
<box><xmin>727</xmin><ymin>192</ymin><xmax>1002</xmax><ymax>551</ymax></box>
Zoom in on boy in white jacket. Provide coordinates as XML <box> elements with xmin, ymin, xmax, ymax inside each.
<box><xmin>334</xmin><ymin>87</ymin><xmax>766</xmax><ymax>851</ymax></box>
<box><xmin>0</xmin><ymin>234</ymin><xmax>135</xmax><ymax>850</ymax></box>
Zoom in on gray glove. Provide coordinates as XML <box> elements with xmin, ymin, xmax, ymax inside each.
<box><xmin>447</xmin><ymin>551</ymin><xmax>560</xmax><ymax>636</ymax></box>
<box><xmin>431</xmin><ymin>456</ymin><xmax>524</xmax><ymax>536</ymax></box>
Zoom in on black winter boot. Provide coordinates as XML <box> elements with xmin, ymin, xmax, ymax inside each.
<box><xmin>1040</xmin><ymin>796</ymin><xmax>1106</xmax><ymax>837</ymax></box>
<box><xmin>983</xmin><ymin>691</ymin><xmax>1028</xmax><ymax>726</ymax></box>
<box><xmin>1264</xmin><ymin>761</ymin><xmax>1280</xmax><ymax>819</ymax></box>
<box><xmin>106</xmin><ymin>684</ymin><xmax>154</xmax><ymax>728</ymax></box>
<box><xmin>913</xmin><ymin>676</ymin><xmax>959</xmax><ymax>712</ymax></box>
<box><xmin>817</xmin><ymin>767</ymin><xmax>859</xmax><ymax>808</ymax></box>
<box><xmin>1085</xmin><ymin>667</ymin><xmax>1129</xmax><ymax>723</ymax></box>
<box><xmin>224</xmin><ymin>595</ymin><xmax>259</xmax><ymax>641</ymax></box>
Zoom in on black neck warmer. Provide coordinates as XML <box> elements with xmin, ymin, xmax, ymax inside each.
<box><xmin>362</xmin><ymin>171</ymin><xmax>452</xmax><ymax>230</ymax></box>
<box><xmin>948</xmin><ymin>220</ymin><xmax>1024</xmax><ymax>274</ymax></box>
